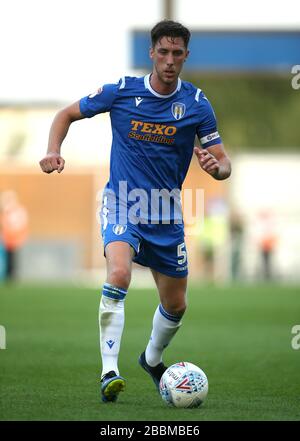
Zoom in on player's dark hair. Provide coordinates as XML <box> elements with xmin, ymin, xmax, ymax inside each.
<box><xmin>151</xmin><ymin>20</ymin><xmax>191</xmax><ymax>48</ymax></box>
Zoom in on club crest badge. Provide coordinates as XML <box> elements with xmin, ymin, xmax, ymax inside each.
<box><xmin>171</xmin><ymin>102</ymin><xmax>186</xmax><ymax>120</ymax></box>
<box><xmin>112</xmin><ymin>224</ymin><xmax>127</xmax><ymax>235</ymax></box>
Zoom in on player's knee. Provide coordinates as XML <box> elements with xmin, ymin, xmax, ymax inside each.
<box><xmin>163</xmin><ymin>301</ymin><xmax>187</xmax><ymax>318</ymax></box>
<box><xmin>173</xmin><ymin>304</ymin><xmax>187</xmax><ymax>317</ymax></box>
<box><xmin>107</xmin><ymin>266</ymin><xmax>131</xmax><ymax>290</ymax></box>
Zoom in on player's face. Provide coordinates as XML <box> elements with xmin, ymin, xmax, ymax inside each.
<box><xmin>150</xmin><ymin>36</ymin><xmax>189</xmax><ymax>90</ymax></box>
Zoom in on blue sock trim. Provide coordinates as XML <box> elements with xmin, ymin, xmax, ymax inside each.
<box><xmin>159</xmin><ymin>304</ymin><xmax>182</xmax><ymax>323</ymax></box>
<box><xmin>102</xmin><ymin>283</ymin><xmax>127</xmax><ymax>301</ymax></box>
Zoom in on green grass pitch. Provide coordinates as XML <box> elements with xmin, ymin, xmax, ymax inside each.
<box><xmin>0</xmin><ymin>282</ymin><xmax>299</xmax><ymax>421</ymax></box>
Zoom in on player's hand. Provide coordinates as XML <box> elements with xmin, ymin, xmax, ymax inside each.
<box><xmin>39</xmin><ymin>153</ymin><xmax>65</xmax><ymax>174</ymax></box>
<box><xmin>194</xmin><ymin>146</ymin><xmax>220</xmax><ymax>177</ymax></box>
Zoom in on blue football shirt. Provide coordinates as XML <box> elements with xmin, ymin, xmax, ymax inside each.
<box><xmin>79</xmin><ymin>74</ymin><xmax>222</xmax><ymax>223</ymax></box>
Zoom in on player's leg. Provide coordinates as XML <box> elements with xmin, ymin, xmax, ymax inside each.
<box><xmin>139</xmin><ymin>271</ymin><xmax>187</xmax><ymax>389</ymax></box>
<box><xmin>100</xmin><ymin>241</ymin><xmax>135</xmax><ymax>402</ymax></box>
<box><xmin>146</xmin><ymin>270</ymin><xmax>187</xmax><ymax>365</ymax></box>
<box><xmin>151</xmin><ymin>269</ymin><xmax>187</xmax><ymax>316</ymax></box>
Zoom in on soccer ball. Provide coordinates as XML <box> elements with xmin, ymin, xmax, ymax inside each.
<box><xmin>159</xmin><ymin>362</ymin><xmax>208</xmax><ymax>408</ymax></box>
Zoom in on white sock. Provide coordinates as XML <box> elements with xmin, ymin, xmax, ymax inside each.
<box><xmin>99</xmin><ymin>283</ymin><xmax>127</xmax><ymax>378</ymax></box>
<box><xmin>145</xmin><ymin>304</ymin><xmax>183</xmax><ymax>367</ymax></box>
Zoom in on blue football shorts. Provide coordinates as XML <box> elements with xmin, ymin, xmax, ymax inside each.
<box><xmin>101</xmin><ymin>221</ymin><xmax>188</xmax><ymax>278</ymax></box>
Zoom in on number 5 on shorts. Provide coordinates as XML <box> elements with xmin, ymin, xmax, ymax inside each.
<box><xmin>177</xmin><ymin>242</ymin><xmax>187</xmax><ymax>265</ymax></box>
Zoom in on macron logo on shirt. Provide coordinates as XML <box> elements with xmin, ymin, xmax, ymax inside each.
<box><xmin>135</xmin><ymin>97</ymin><xmax>143</xmax><ymax>107</ymax></box>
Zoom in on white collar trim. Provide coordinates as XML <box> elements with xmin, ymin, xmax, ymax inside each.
<box><xmin>144</xmin><ymin>74</ymin><xmax>181</xmax><ymax>98</ymax></box>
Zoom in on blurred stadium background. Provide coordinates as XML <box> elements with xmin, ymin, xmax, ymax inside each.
<box><xmin>0</xmin><ymin>0</ymin><xmax>300</xmax><ymax>421</ymax></box>
<box><xmin>1</xmin><ymin>0</ymin><xmax>300</xmax><ymax>285</ymax></box>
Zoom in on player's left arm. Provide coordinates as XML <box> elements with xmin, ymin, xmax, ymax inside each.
<box><xmin>194</xmin><ymin>143</ymin><xmax>231</xmax><ymax>180</ymax></box>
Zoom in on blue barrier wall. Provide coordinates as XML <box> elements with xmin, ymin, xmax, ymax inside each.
<box><xmin>132</xmin><ymin>31</ymin><xmax>300</xmax><ymax>72</ymax></box>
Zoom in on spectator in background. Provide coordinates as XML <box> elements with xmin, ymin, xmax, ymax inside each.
<box><xmin>194</xmin><ymin>197</ymin><xmax>228</xmax><ymax>283</ymax></box>
<box><xmin>229</xmin><ymin>211</ymin><xmax>244</xmax><ymax>281</ymax></box>
<box><xmin>256</xmin><ymin>210</ymin><xmax>278</xmax><ymax>281</ymax></box>
<box><xmin>0</xmin><ymin>190</ymin><xmax>28</xmax><ymax>281</ymax></box>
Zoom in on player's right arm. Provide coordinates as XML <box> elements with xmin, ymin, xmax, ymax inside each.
<box><xmin>39</xmin><ymin>101</ymin><xmax>85</xmax><ymax>174</ymax></box>
<box><xmin>40</xmin><ymin>80</ymin><xmax>120</xmax><ymax>173</ymax></box>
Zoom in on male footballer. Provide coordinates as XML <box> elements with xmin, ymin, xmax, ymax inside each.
<box><xmin>40</xmin><ymin>20</ymin><xmax>231</xmax><ymax>403</ymax></box>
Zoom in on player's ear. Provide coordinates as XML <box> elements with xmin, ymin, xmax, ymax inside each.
<box><xmin>149</xmin><ymin>46</ymin><xmax>154</xmax><ymax>60</ymax></box>
<box><xmin>184</xmin><ymin>50</ymin><xmax>190</xmax><ymax>62</ymax></box>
